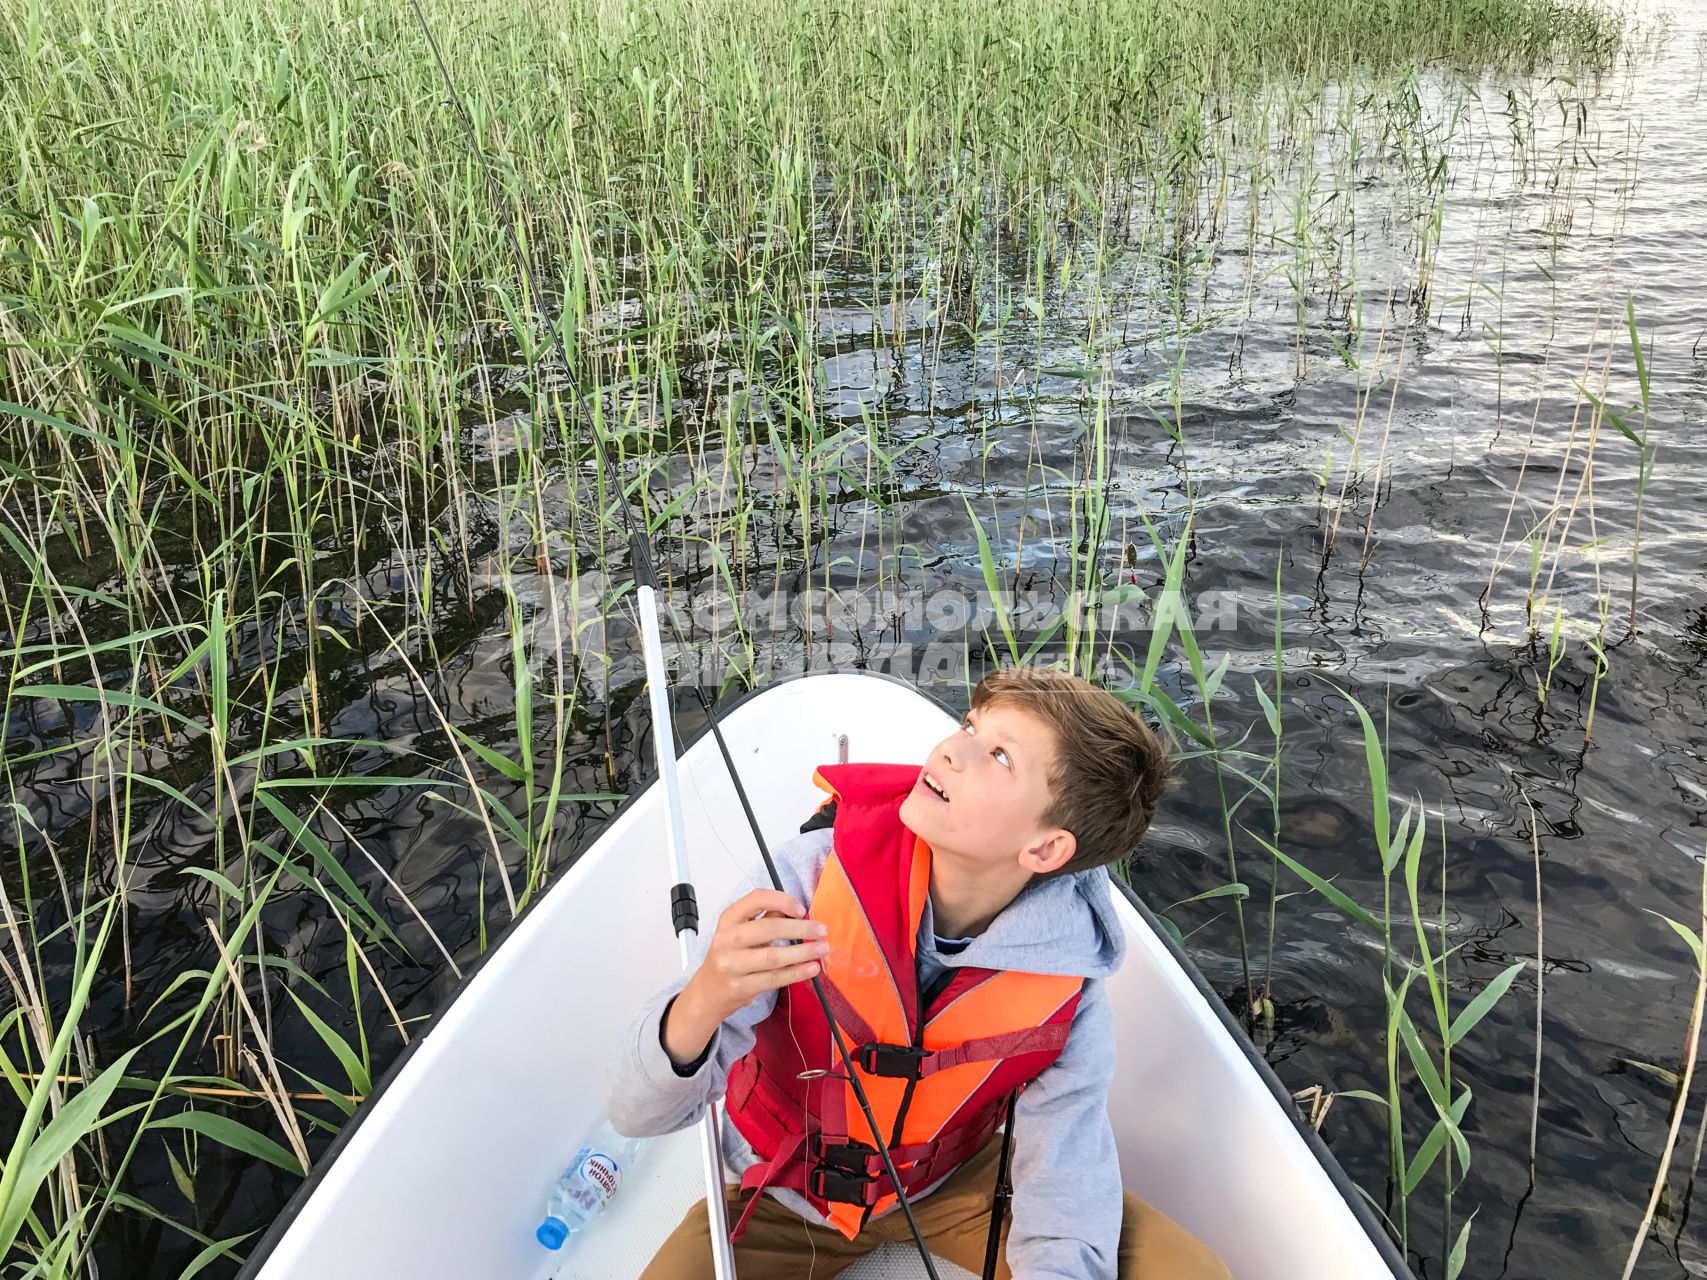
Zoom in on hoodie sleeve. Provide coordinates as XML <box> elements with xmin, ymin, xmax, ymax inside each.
<box><xmin>1004</xmin><ymin>977</ymin><xmax>1123</xmax><ymax>1279</ymax></box>
<box><xmin>605</xmin><ymin>827</ymin><xmax>834</xmax><ymax>1139</ymax></box>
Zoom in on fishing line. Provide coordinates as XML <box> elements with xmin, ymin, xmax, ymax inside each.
<box><xmin>400</xmin><ymin>7</ymin><xmax>943</xmax><ymax>1276</ymax></box>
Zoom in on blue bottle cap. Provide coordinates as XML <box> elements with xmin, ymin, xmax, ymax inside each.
<box><xmin>536</xmin><ymin>1216</ymin><xmax>569</xmax><ymax>1250</ymax></box>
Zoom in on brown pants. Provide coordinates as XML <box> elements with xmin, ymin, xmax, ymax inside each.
<box><xmin>639</xmin><ymin>1135</ymin><xmax>1233</xmax><ymax>1280</ymax></box>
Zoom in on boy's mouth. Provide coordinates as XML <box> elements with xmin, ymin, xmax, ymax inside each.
<box><xmin>917</xmin><ymin>770</ymin><xmax>949</xmax><ymax>802</ymax></box>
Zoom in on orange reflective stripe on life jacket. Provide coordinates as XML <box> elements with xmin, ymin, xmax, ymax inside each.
<box><xmin>723</xmin><ymin>761</ymin><xmax>1084</xmax><ymax>1242</ymax></box>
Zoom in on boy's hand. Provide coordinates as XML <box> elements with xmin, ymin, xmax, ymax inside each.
<box><xmin>662</xmin><ymin>889</ymin><xmax>828</xmax><ymax>1067</ymax></box>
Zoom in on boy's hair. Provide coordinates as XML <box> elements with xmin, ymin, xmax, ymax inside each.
<box><xmin>970</xmin><ymin>665</ymin><xmax>1174</xmax><ymax>876</ymax></box>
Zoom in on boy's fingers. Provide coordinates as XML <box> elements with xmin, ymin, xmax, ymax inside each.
<box><xmin>723</xmin><ymin>889</ymin><xmax>805</xmax><ymax>925</ymax></box>
<box><xmin>729</xmin><ymin>916</ymin><xmax>826</xmax><ymax>948</ymax></box>
<box><xmin>727</xmin><ymin>939</ymin><xmax>827</xmax><ymax>979</ymax></box>
<box><xmin>740</xmin><ymin>940</ymin><xmax>828</xmax><ymax>973</ymax></box>
<box><xmin>751</xmin><ymin>959</ymin><xmax>820</xmax><ymax>991</ymax></box>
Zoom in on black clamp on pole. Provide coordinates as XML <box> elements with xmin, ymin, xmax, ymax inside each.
<box><xmin>670</xmin><ymin>881</ymin><xmax>699</xmax><ymax>936</ymax></box>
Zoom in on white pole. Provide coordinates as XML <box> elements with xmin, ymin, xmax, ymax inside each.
<box><xmin>636</xmin><ymin>581</ymin><xmax>739</xmax><ymax>1280</ymax></box>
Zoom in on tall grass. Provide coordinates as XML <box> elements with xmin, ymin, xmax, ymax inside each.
<box><xmin>1225</xmin><ymin>677</ymin><xmax>1524</xmax><ymax>1276</ymax></box>
<box><xmin>0</xmin><ymin>0</ymin><xmax>1636</xmax><ymax>1273</ymax></box>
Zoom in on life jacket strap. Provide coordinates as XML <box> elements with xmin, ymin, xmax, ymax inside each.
<box><xmin>735</xmin><ymin>1111</ymin><xmax>1007</xmax><ymax>1223</ymax></box>
<box><xmin>820</xmin><ymin>976</ymin><xmax>881</xmax><ymax>1049</ymax></box>
<box><xmin>853</xmin><ymin>1022</ymin><xmax>1072</xmax><ymax>1080</ymax></box>
<box><xmin>731</xmin><ymin>1130</ymin><xmax>807</xmax><ymax>1242</ymax></box>
<box><xmin>741</xmin><ymin>1135</ymin><xmax>889</xmax><ymax>1211</ymax></box>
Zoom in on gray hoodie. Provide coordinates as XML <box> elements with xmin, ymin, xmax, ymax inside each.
<box><xmin>606</xmin><ymin>825</ymin><xmax>1128</xmax><ymax>1278</ymax></box>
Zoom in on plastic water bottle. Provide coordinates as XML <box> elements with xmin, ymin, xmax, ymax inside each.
<box><xmin>534</xmin><ymin>1119</ymin><xmax>644</xmax><ymax>1253</ymax></box>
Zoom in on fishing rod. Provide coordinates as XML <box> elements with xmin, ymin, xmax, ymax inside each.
<box><xmin>402</xmin><ymin>7</ymin><xmax>944</xmax><ymax>1278</ymax></box>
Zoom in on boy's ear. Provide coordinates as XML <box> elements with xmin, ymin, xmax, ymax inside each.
<box><xmin>1019</xmin><ymin>828</ymin><xmax>1075</xmax><ymax>876</ymax></box>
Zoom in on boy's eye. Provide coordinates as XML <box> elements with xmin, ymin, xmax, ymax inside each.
<box><xmin>961</xmin><ymin>718</ymin><xmax>1010</xmax><ymax>768</ymax></box>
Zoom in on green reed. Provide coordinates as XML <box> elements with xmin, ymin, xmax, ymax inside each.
<box><xmin>1620</xmin><ymin>845</ymin><xmax>1707</xmax><ymax>1279</ymax></box>
<box><xmin>0</xmin><ymin>0</ymin><xmax>1634</xmax><ymax>1272</ymax></box>
<box><xmin>1249</xmin><ymin>684</ymin><xmax>1525</xmax><ymax>1277</ymax></box>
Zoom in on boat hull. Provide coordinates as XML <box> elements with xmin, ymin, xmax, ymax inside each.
<box><xmin>242</xmin><ymin>671</ymin><xmax>1408</xmax><ymax>1279</ymax></box>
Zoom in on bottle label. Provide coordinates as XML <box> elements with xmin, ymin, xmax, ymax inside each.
<box><xmin>579</xmin><ymin>1150</ymin><xmax>621</xmax><ymax>1201</ymax></box>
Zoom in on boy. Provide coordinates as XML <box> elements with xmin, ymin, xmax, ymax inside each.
<box><xmin>608</xmin><ymin>666</ymin><xmax>1231</xmax><ymax>1279</ymax></box>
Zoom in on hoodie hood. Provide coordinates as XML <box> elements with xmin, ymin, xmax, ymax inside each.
<box><xmin>920</xmin><ymin>864</ymin><xmax>1128</xmax><ymax>981</ymax></box>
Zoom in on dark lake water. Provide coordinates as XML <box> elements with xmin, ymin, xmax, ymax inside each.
<box><xmin>10</xmin><ymin>5</ymin><xmax>1706</xmax><ymax>1278</ymax></box>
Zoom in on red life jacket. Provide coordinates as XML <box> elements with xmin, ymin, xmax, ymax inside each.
<box><xmin>723</xmin><ymin>762</ymin><xmax>1084</xmax><ymax>1241</ymax></box>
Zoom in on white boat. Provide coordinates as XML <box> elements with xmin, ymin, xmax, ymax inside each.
<box><xmin>240</xmin><ymin>671</ymin><xmax>1411</xmax><ymax>1279</ymax></box>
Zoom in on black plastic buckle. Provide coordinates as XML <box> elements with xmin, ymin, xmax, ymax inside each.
<box><xmin>854</xmin><ymin>1042</ymin><xmax>928</xmax><ymax>1079</ymax></box>
<box><xmin>809</xmin><ymin>1165</ymin><xmax>875</xmax><ymax>1204</ymax></box>
<box><xmin>808</xmin><ymin>1139</ymin><xmax>878</xmax><ymax>1204</ymax></box>
<box><xmin>812</xmin><ymin>1137</ymin><xmax>874</xmax><ymax>1171</ymax></box>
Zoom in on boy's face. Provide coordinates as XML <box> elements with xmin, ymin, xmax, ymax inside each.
<box><xmin>898</xmin><ymin>700</ymin><xmax>1074</xmax><ymax>874</ymax></box>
